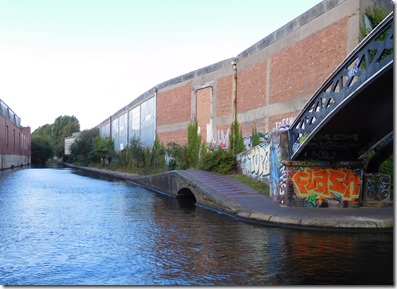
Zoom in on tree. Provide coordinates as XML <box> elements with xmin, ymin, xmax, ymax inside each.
<box><xmin>31</xmin><ymin>124</ymin><xmax>55</xmax><ymax>164</ymax></box>
<box><xmin>93</xmin><ymin>136</ymin><xmax>114</xmax><ymax>165</ymax></box>
<box><xmin>186</xmin><ymin>119</ymin><xmax>201</xmax><ymax>168</ymax></box>
<box><xmin>68</xmin><ymin>127</ymin><xmax>98</xmax><ymax>165</ymax></box>
<box><xmin>52</xmin><ymin>115</ymin><xmax>80</xmax><ymax>158</ymax></box>
<box><xmin>31</xmin><ymin>135</ymin><xmax>54</xmax><ymax>164</ymax></box>
<box><xmin>230</xmin><ymin>119</ymin><xmax>245</xmax><ymax>155</ymax></box>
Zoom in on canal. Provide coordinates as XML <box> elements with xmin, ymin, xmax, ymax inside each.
<box><xmin>0</xmin><ymin>167</ymin><xmax>393</xmax><ymax>285</ymax></box>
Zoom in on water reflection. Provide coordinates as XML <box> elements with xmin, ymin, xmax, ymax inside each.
<box><xmin>0</xmin><ymin>168</ymin><xmax>393</xmax><ymax>285</ymax></box>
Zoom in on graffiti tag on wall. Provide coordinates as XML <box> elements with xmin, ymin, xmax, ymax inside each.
<box><xmin>237</xmin><ymin>143</ymin><xmax>270</xmax><ymax>180</ymax></box>
<box><xmin>274</xmin><ymin>117</ymin><xmax>294</xmax><ymax>132</ymax></box>
<box><xmin>208</xmin><ymin>127</ymin><xmax>230</xmax><ymax>149</ymax></box>
<box><xmin>291</xmin><ymin>167</ymin><xmax>361</xmax><ymax>201</ymax></box>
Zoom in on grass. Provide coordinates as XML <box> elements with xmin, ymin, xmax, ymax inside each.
<box><xmin>228</xmin><ymin>174</ymin><xmax>270</xmax><ymax>197</ymax></box>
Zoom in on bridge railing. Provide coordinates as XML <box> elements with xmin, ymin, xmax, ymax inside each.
<box><xmin>288</xmin><ymin>12</ymin><xmax>394</xmax><ymax>160</ymax></box>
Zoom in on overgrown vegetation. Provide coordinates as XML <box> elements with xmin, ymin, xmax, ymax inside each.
<box><xmin>360</xmin><ymin>5</ymin><xmax>390</xmax><ymax>41</ymax></box>
<box><xmin>229</xmin><ymin>174</ymin><xmax>270</xmax><ymax>196</ymax></box>
<box><xmin>31</xmin><ymin>115</ymin><xmax>80</xmax><ymax>164</ymax></box>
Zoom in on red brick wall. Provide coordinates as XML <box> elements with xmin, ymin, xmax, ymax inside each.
<box><xmin>157</xmin><ymin>84</ymin><xmax>192</xmax><ymax>126</ymax></box>
<box><xmin>238</xmin><ymin>59</ymin><xmax>267</xmax><ymax>112</ymax></box>
<box><xmin>196</xmin><ymin>87</ymin><xmax>212</xmax><ymax>143</ymax></box>
<box><xmin>0</xmin><ymin>114</ymin><xmax>31</xmax><ymax>157</ymax></box>
<box><xmin>269</xmin><ymin>17</ymin><xmax>348</xmax><ymax>104</ymax></box>
<box><xmin>216</xmin><ymin>76</ymin><xmax>233</xmax><ymax>118</ymax></box>
<box><xmin>158</xmin><ymin>130</ymin><xmax>188</xmax><ymax>146</ymax></box>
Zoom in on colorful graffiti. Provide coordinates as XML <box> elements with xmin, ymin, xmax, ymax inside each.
<box><xmin>269</xmin><ymin>131</ymin><xmax>285</xmax><ymax>200</ymax></box>
<box><xmin>237</xmin><ymin>143</ymin><xmax>270</xmax><ymax>181</ymax></box>
<box><xmin>291</xmin><ymin>167</ymin><xmax>361</xmax><ymax>202</ymax></box>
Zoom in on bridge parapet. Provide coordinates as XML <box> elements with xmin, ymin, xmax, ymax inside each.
<box><xmin>288</xmin><ymin>12</ymin><xmax>394</xmax><ymax>161</ymax></box>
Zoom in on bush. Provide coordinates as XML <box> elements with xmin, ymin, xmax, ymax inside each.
<box><xmin>187</xmin><ymin>120</ymin><xmax>201</xmax><ymax>167</ymax></box>
<box><xmin>199</xmin><ymin>148</ymin><xmax>236</xmax><ymax>174</ymax></box>
<box><xmin>166</xmin><ymin>142</ymin><xmax>188</xmax><ymax>170</ymax></box>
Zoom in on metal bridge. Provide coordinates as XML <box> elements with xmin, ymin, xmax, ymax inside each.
<box><xmin>288</xmin><ymin>12</ymin><xmax>393</xmax><ymax>165</ymax></box>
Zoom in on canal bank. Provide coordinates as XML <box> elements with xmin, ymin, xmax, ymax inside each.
<box><xmin>63</xmin><ymin>163</ymin><xmax>393</xmax><ymax>231</ymax></box>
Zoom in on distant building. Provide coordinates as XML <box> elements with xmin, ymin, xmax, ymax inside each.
<box><xmin>64</xmin><ymin>132</ymin><xmax>80</xmax><ymax>155</ymax></box>
<box><xmin>0</xmin><ymin>99</ymin><xmax>31</xmax><ymax>170</ymax></box>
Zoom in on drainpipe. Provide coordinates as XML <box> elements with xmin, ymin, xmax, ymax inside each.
<box><xmin>231</xmin><ymin>58</ymin><xmax>238</xmax><ymax>124</ymax></box>
<box><xmin>153</xmin><ymin>87</ymin><xmax>158</xmax><ymax>144</ymax></box>
<box><xmin>231</xmin><ymin>58</ymin><xmax>238</xmax><ymax>155</ymax></box>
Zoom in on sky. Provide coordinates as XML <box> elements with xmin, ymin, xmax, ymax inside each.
<box><xmin>0</xmin><ymin>0</ymin><xmax>322</xmax><ymax>132</ymax></box>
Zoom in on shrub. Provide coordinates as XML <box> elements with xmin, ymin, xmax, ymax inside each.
<box><xmin>199</xmin><ymin>148</ymin><xmax>236</xmax><ymax>174</ymax></box>
<box><xmin>187</xmin><ymin>120</ymin><xmax>201</xmax><ymax>167</ymax></box>
<box><xmin>166</xmin><ymin>142</ymin><xmax>188</xmax><ymax>170</ymax></box>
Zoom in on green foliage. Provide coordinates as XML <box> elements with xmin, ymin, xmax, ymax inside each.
<box><xmin>165</xmin><ymin>142</ymin><xmax>188</xmax><ymax>170</ymax></box>
<box><xmin>31</xmin><ymin>135</ymin><xmax>54</xmax><ymax>164</ymax></box>
<box><xmin>32</xmin><ymin>115</ymin><xmax>80</xmax><ymax>160</ymax></box>
<box><xmin>360</xmin><ymin>5</ymin><xmax>389</xmax><ymax>41</ymax></box>
<box><xmin>229</xmin><ymin>119</ymin><xmax>245</xmax><ymax>155</ymax></box>
<box><xmin>229</xmin><ymin>174</ymin><xmax>270</xmax><ymax>196</ymax></box>
<box><xmin>186</xmin><ymin>119</ymin><xmax>201</xmax><ymax>168</ymax></box>
<box><xmin>127</xmin><ymin>135</ymin><xmax>146</xmax><ymax>168</ymax></box>
<box><xmin>199</xmin><ymin>147</ymin><xmax>236</xmax><ymax>174</ymax></box>
<box><xmin>52</xmin><ymin>115</ymin><xmax>80</xmax><ymax>158</ymax></box>
<box><xmin>251</xmin><ymin>125</ymin><xmax>261</xmax><ymax>147</ymax></box>
<box><xmin>93</xmin><ymin>136</ymin><xmax>114</xmax><ymax>165</ymax></box>
<box><xmin>148</xmin><ymin>136</ymin><xmax>166</xmax><ymax>169</ymax></box>
<box><xmin>68</xmin><ymin>128</ymin><xmax>99</xmax><ymax>166</ymax></box>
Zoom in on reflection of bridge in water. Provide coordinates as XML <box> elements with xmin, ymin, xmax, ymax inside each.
<box><xmin>288</xmin><ymin>12</ymin><xmax>393</xmax><ymax>167</ymax></box>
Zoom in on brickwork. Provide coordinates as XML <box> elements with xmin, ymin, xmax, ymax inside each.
<box><xmin>0</xmin><ymin>112</ymin><xmax>31</xmax><ymax>169</ymax></box>
<box><xmin>237</xmin><ymin>59</ymin><xmax>267</xmax><ymax>112</ymax></box>
<box><xmin>269</xmin><ymin>17</ymin><xmax>349</xmax><ymax>104</ymax></box>
<box><xmin>215</xmin><ymin>76</ymin><xmax>233</xmax><ymax>118</ymax></box>
<box><xmin>157</xmin><ymin>84</ymin><xmax>192</xmax><ymax>126</ymax></box>
<box><xmin>158</xmin><ymin>130</ymin><xmax>188</xmax><ymax>146</ymax></box>
<box><xmin>196</xmin><ymin>87</ymin><xmax>212</xmax><ymax>143</ymax></box>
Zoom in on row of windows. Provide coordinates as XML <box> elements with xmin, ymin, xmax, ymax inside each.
<box><xmin>4</xmin><ymin>124</ymin><xmax>29</xmax><ymax>152</ymax></box>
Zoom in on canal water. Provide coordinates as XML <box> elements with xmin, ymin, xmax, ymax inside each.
<box><xmin>0</xmin><ymin>167</ymin><xmax>393</xmax><ymax>285</ymax></box>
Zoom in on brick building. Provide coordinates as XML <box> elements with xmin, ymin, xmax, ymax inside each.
<box><xmin>98</xmin><ymin>0</ymin><xmax>393</xmax><ymax>151</ymax></box>
<box><xmin>0</xmin><ymin>99</ymin><xmax>31</xmax><ymax>169</ymax></box>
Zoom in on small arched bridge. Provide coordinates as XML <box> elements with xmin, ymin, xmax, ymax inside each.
<box><xmin>288</xmin><ymin>12</ymin><xmax>393</xmax><ymax>165</ymax></box>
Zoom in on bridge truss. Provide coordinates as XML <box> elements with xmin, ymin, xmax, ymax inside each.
<box><xmin>288</xmin><ymin>12</ymin><xmax>394</xmax><ymax>161</ymax></box>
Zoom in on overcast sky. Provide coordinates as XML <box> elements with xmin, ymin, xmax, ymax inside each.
<box><xmin>0</xmin><ymin>0</ymin><xmax>322</xmax><ymax>132</ymax></box>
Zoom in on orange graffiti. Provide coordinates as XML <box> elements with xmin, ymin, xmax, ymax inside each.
<box><xmin>292</xmin><ymin>168</ymin><xmax>360</xmax><ymax>200</ymax></box>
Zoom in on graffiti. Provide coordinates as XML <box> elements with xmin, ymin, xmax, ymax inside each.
<box><xmin>363</xmin><ymin>173</ymin><xmax>391</xmax><ymax>201</ymax></box>
<box><xmin>291</xmin><ymin>167</ymin><xmax>361</xmax><ymax>201</ymax></box>
<box><xmin>278</xmin><ymin>165</ymin><xmax>287</xmax><ymax>196</ymax></box>
<box><xmin>243</xmin><ymin>131</ymin><xmax>269</xmax><ymax>150</ymax></box>
<box><xmin>209</xmin><ymin>128</ymin><xmax>230</xmax><ymax>149</ymax></box>
<box><xmin>274</xmin><ymin>117</ymin><xmax>294</xmax><ymax>132</ymax></box>
<box><xmin>243</xmin><ymin>136</ymin><xmax>252</xmax><ymax>150</ymax></box>
<box><xmin>237</xmin><ymin>143</ymin><xmax>270</xmax><ymax>180</ymax></box>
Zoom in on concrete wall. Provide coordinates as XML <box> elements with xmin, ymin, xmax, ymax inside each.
<box><xmin>0</xmin><ymin>99</ymin><xmax>31</xmax><ymax>170</ymax></box>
